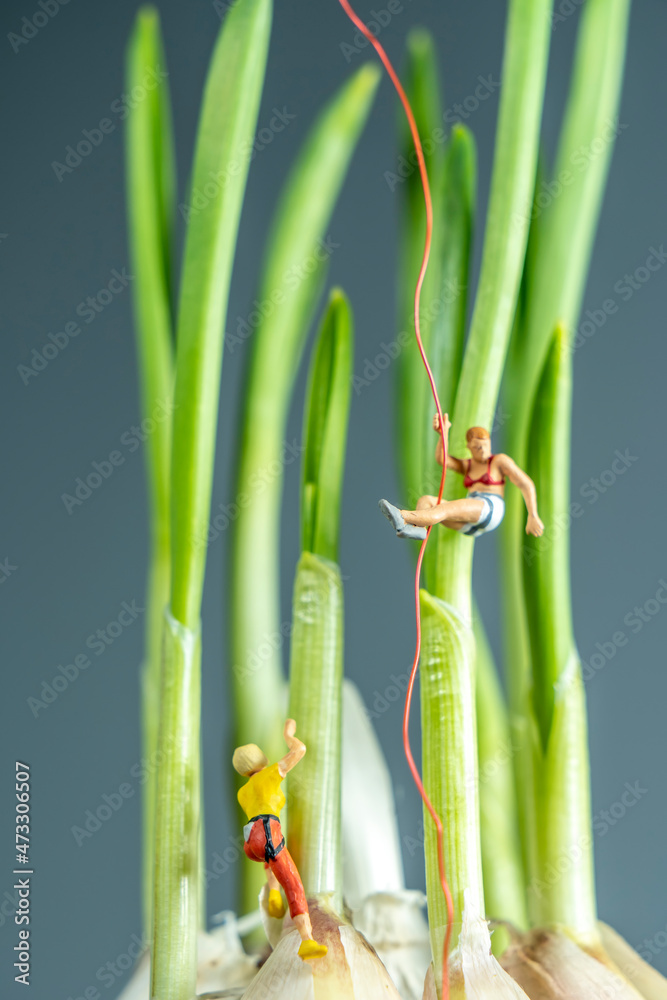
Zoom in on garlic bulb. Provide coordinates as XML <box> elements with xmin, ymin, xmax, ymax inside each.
<box><xmin>115</xmin><ymin>917</ymin><xmax>259</xmax><ymax>1000</ymax></box>
<box><xmin>352</xmin><ymin>890</ymin><xmax>432</xmax><ymax>1000</ymax></box>
<box><xmin>500</xmin><ymin>926</ymin><xmax>645</xmax><ymax>999</ymax></box>
<box><xmin>422</xmin><ymin>891</ymin><xmax>531</xmax><ymax>999</ymax></box>
<box><xmin>597</xmin><ymin>923</ymin><xmax>667</xmax><ymax>1000</ymax></box>
<box><xmin>241</xmin><ymin>898</ymin><xmax>402</xmax><ymax>999</ymax></box>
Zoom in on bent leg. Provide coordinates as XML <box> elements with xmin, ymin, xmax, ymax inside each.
<box><xmin>439</xmin><ymin>518</ymin><xmax>468</xmax><ymax>532</ymax></box>
<box><xmin>244</xmin><ymin>819</ymin><xmax>293</xmax><ymax>920</ymax></box>
<box><xmin>244</xmin><ymin>840</ymin><xmax>260</xmax><ymax>861</ymax></box>
<box><xmin>293</xmin><ymin>911</ymin><xmax>314</xmax><ymax>942</ymax></box>
<box><xmin>269</xmin><ymin>845</ymin><xmax>308</xmax><ymax>919</ymax></box>
<box><xmin>294</xmin><ymin>912</ymin><xmax>328</xmax><ymax>959</ymax></box>
<box><xmin>402</xmin><ymin>497</ymin><xmax>485</xmax><ymax>528</ymax></box>
<box><xmin>269</xmin><ymin>846</ymin><xmax>328</xmax><ymax>959</ymax></box>
<box><xmin>416</xmin><ymin>496</ymin><xmax>468</xmax><ymax>532</ymax></box>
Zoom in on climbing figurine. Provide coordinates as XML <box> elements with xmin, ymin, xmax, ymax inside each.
<box><xmin>379</xmin><ymin>412</ymin><xmax>544</xmax><ymax>540</ymax></box>
<box><xmin>233</xmin><ymin>718</ymin><xmax>328</xmax><ymax>961</ymax></box>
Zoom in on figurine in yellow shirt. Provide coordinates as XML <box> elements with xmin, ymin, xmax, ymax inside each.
<box><xmin>233</xmin><ymin>718</ymin><xmax>327</xmax><ymax>961</ymax></box>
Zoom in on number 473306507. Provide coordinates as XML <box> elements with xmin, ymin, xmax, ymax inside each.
<box><xmin>15</xmin><ymin>762</ymin><xmax>30</xmax><ymax>863</ymax></box>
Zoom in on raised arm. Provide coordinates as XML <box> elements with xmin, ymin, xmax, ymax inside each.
<box><xmin>277</xmin><ymin>718</ymin><xmax>306</xmax><ymax>777</ymax></box>
<box><xmin>495</xmin><ymin>454</ymin><xmax>544</xmax><ymax>537</ymax></box>
<box><xmin>434</xmin><ymin>412</ymin><xmax>466</xmax><ymax>474</ymax></box>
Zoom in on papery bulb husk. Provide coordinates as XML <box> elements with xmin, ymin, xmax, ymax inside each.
<box><xmin>342</xmin><ymin>681</ymin><xmax>406</xmax><ymax>909</ymax></box>
<box><xmin>597</xmin><ymin>922</ymin><xmax>667</xmax><ymax>1000</ymax></box>
<box><xmin>341</xmin><ymin>682</ymin><xmax>433</xmax><ymax>998</ymax></box>
<box><xmin>500</xmin><ymin>927</ymin><xmax>647</xmax><ymax>999</ymax></box>
<box><xmin>258</xmin><ymin>882</ymin><xmax>284</xmax><ymax>951</ymax></box>
<box><xmin>241</xmin><ymin>897</ymin><xmax>402</xmax><ymax>999</ymax></box>
<box><xmin>352</xmin><ymin>890</ymin><xmax>432</xmax><ymax>1000</ymax></box>
<box><xmin>422</xmin><ymin>890</ymin><xmax>531</xmax><ymax>999</ymax></box>
<box><xmin>197</xmin><ymin>920</ymin><xmax>261</xmax><ymax>995</ymax></box>
<box><xmin>115</xmin><ymin>918</ymin><xmax>259</xmax><ymax>1000</ymax></box>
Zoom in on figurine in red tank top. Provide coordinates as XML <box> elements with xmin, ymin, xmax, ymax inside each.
<box><xmin>379</xmin><ymin>412</ymin><xmax>544</xmax><ymax>540</ymax></box>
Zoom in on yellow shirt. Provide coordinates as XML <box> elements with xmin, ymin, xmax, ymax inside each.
<box><xmin>238</xmin><ymin>763</ymin><xmax>285</xmax><ymax>819</ymax></box>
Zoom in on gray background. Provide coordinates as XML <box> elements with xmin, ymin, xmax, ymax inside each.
<box><xmin>1</xmin><ymin>0</ymin><xmax>666</xmax><ymax>996</ymax></box>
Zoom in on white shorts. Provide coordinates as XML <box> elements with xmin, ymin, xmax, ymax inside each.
<box><xmin>461</xmin><ymin>491</ymin><xmax>505</xmax><ymax>536</ymax></box>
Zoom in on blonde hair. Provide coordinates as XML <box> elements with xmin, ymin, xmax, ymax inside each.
<box><xmin>466</xmin><ymin>426</ymin><xmax>490</xmax><ymax>442</ymax></box>
<box><xmin>232</xmin><ymin>743</ymin><xmax>268</xmax><ymax>776</ymax></box>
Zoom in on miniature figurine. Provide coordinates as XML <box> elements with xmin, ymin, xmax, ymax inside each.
<box><xmin>379</xmin><ymin>412</ymin><xmax>544</xmax><ymax>540</ymax></box>
<box><xmin>233</xmin><ymin>718</ymin><xmax>328</xmax><ymax>961</ymax></box>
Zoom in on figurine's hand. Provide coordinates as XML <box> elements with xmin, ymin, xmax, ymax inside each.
<box><xmin>434</xmin><ymin>412</ymin><xmax>451</xmax><ymax>433</ymax></box>
<box><xmin>284</xmin><ymin>718</ymin><xmax>297</xmax><ymax>742</ymax></box>
<box><xmin>525</xmin><ymin>514</ymin><xmax>544</xmax><ymax>537</ymax></box>
<box><xmin>278</xmin><ymin>719</ymin><xmax>306</xmax><ymax>775</ymax></box>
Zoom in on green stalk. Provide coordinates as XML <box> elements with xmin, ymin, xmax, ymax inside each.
<box><xmin>125</xmin><ymin>6</ymin><xmax>175</xmax><ymax>939</ymax></box>
<box><xmin>396</xmin><ymin>28</ymin><xmax>445</xmax><ymax>503</ymax></box>
<box><xmin>404</xmin><ymin>125</ymin><xmax>476</xmax><ymax>509</ymax></box>
<box><xmin>394</xmin><ymin>36</ymin><xmax>475</xmax><ymax>586</ymax></box>
<box><xmin>422</xmin><ymin>125</ymin><xmax>476</xmax><ymax>588</ymax></box>
<box><xmin>497</xmin><ymin>0</ymin><xmax>630</xmax><ymax>941</ymax></box>
<box><xmin>229</xmin><ymin>66</ymin><xmax>378</xmax><ymax>916</ymax></box>
<box><xmin>522</xmin><ymin>327</ymin><xmax>597</xmax><ymax>940</ymax></box>
<box><xmin>151</xmin><ymin>2</ymin><xmax>271</xmax><ymax>997</ymax></box>
<box><xmin>430</xmin><ymin>0</ymin><xmax>553</xmax><ymax>608</ymax></box>
<box><xmin>474</xmin><ymin>611</ymin><xmax>528</xmax><ymax>943</ymax></box>
<box><xmin>428</xmin><ymin>125</ymin><xmax>475</xmax><ymax>452</ymax></box>
<box><xmin>169</xmin><ymin>0</ymin><xmax>271</xmax><ymax>626</ymax></box>
<box><xmin>287</xmin><ymin>290</ymin><xmax>352</xmax><ymax>914</ymax></box>
<box><xmin>497</xmin><ymin>160</ymin><xmax>544</xmax><ymax>746</ymax></box>
<box><xmin>502</xmin><ymin>154</ymin><xmax>544</xmax><ymax>435</ymax></box>
<box><xmin>521</xmin><ymin>0</ymin><xmax>631</xmax><ymax>402</ymax></box>
<box><xmin>301</xmin><ymin>290</ymin><xmax>353</xmax><ymax>561</ymax></box>
<box><xmin>523</xmin><ymin>326</ymin><xmax>574</xmax><ymax>745</ymax></box>
<box><xmin>502</xmin><ymin>0</ymin><xmax>632</xmax><ymax>712</ymax></box>
<box><xmin>411</xmin><ymin>0</ymin><xmax>552</xmax><ymax>980</ymax></box>
<box><xmin>448</xmin><ymin>0</ymin><xmax>552</xmax><ymax>438</ymax></box>
<box><xmin>152</xmin><ymin>613</ymin><xmax>201</xmax><ymax>1000</ymax></box>
<box><xmin>420</xmin><ymin>593</ymin><xmax>483</xmax><ymax>975</ymax></box>
<box><xmin>287</xmin><ymin>552</ymin><xmax>344</xmax><ymax>910</ymax></box>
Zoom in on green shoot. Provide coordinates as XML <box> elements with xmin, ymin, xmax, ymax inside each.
<box><xmin>229</xmin><ymin>65</ymin><xmax>379</xmax><ymax>916</ymax></box>
<box><xmin>150</xmin><ymin>1</ymin><xmax>272</xmax><ymax>997</ymax></box>
<box><xmin>474</xmin><ymin>611</ymin><xmax>528</xmax><ymax>945</ymax></box>
<box><xmin>125</xmin><ymin>5</ymin><xmax>175</xmax><ymax>938</ymax></box>
<box><xmin>287</xmin><ymin>290</ymin><xmax>353</xmax><ymax>914</ymax></box>
<box><xmin>413</xmin><ymin>0</ymin><xmax>553</xmax><ymax>977</ymax></box>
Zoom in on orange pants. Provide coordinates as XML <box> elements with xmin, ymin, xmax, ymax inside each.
<box><xmin>243</xmin><ymin>816</ymin><xmax>307</xmax><ymax>918</ymax></box>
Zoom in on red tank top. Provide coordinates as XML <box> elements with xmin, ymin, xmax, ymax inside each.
<box><xmin>463</xmin><ymin>455</ymin><xmax>505</xmax><ymax>489</ymax></box>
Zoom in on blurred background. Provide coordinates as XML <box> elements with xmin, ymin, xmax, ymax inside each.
<box><xmin>1</xmin><ymin>0</ymin><xmax>666</xmax><ymax>995</ymax></box>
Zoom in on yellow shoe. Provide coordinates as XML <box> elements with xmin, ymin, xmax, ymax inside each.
<box><xmin>268</xmin><ymin>889</ymin><xmax>286</xmax><ymax>919</ymax></box>
<box><xmin>298</xmin><ymin>938</ymin><xmax>328</xmax><ymax>961</ymax></box>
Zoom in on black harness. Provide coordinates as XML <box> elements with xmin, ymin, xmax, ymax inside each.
<box><xmin>249</xmin><ymin>813</ymin><xmax>285</xmax><ymax>862</ymax></box>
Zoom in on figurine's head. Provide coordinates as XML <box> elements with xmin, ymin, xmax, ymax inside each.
<box><xmin>232</xmin><ymin>743</ymin><xmax>269</xmax><ymax>777</ymax></box>
<box><xmin>466</xmin><ymin>426</ymin><xmax>491</xmax><ymax>461</ymax></box>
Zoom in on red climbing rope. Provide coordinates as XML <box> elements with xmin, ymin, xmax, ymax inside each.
<box><xmin>335</xmin><ymin>2</ymin><xmax>454</xmax><ymax>995</ymax></box>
